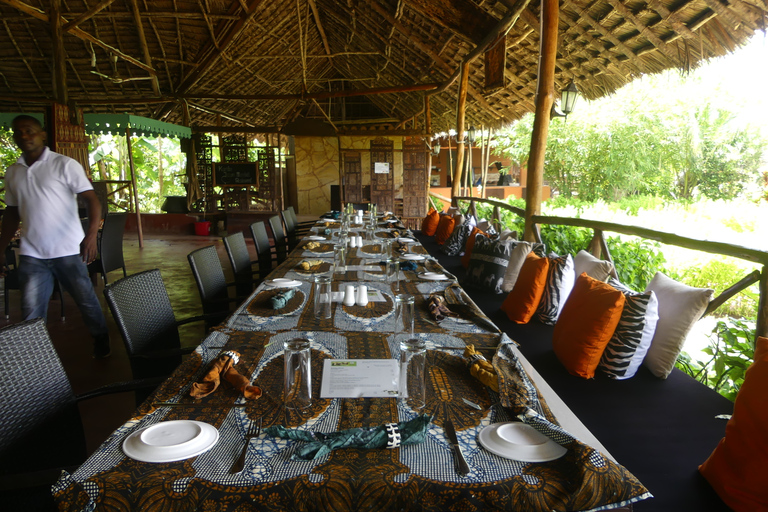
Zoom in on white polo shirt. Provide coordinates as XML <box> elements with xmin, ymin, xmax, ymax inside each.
<box><xmin>4</xmin><ymin>147</ymin><xmax>93</xmax><ymax>259</ymax></box>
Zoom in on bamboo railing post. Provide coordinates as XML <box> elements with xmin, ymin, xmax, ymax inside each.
<box><xmin>588</xmin><ymin>229</ymin><xmax>603</xmax><ymax>258</ymax></box>
<box><xmin>493</xmin><ymin>205</ymin><xmax>501</xmax><ymax>233</ymax></box>
<box><xmin>758</xmin><ymin>265</ymin><xmax>768</xmax><ymax>339</ymax></box>
<box><xmin>523</xmin><ymin>0</ymin><xmax>558</xmax><ymax>242</ymax></box>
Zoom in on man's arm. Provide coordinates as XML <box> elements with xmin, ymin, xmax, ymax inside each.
<box><xmin>78</xmin><ymin>190</ymin><xmax>102</xmax><ymax>264</ymax></box>
<box><xmin>0</xmin><ymin>206</ymin><xmax>21</xmax><ymax>275</ymax></box>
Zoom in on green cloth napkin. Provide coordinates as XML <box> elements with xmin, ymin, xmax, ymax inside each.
<box><xmin>270</xmin><ymin>288</ymin><xmax>296</xmax><ymax>309</ymax></box>
<box><xmin>265</xmin><ymin>414</ymin><xmax>431</xmax><ymax>460</ymax></box>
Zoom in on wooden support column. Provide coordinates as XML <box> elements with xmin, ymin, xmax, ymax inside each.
<box><xmin>126</xmin><ymin>127</ymin><xmax>144</xmax><ymax>248</ymax></box>
<box><xmin>523</xmin><ymin>0</ymin><xmax>559</xmax><ymax>242</ymax></box>
<box><xmin>758</xmin><ymin>265</ymin><xmax>768</xmax><ymax>339</ymax></box>
<box><xmin>130</xmin><ymin>0</ymin><xmax>160</xmax><ymax>96</ymax></box>
<box><xmin>49</xmin><ymin>0</ymin><xmax>67</xmax><ymax>104</ymax></box>
<box><xmin>451</xmin><ymin>62</ymin><xmax>470</xmax><ymax>206</ymax></box>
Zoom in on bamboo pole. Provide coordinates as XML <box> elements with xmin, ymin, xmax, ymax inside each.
<box><xmin>125</xmin><ymin>127</ymin><xmax>144</xmax><ymax>248</ymax></box>
<box><xmin>523</xmin><ymin>0</ymin><xmax>559</xmax><ymax>242</ymax></box>
<box><xmin>130</xmin><ymin>0</ymin><xmax>160</xmax><ymax>96</ymax></box>
<box><xmin>451</xmin><ymin>62</ymin><xmax>470</xmax><ymax>205</ymax></box>
<box><xmin>49</xmin><ymin>0</ymin><xmax>67</xmax><ymax>104</ymax></box>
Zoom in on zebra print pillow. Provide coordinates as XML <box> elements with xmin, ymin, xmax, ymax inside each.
<box><xmin>442</xmin><ymin>222</ymin><xmax>472</xmax><ymax>256</ymax></box>
<box><xmin>534</xmin><ymin>254</ymin><xmax>575</xmax><ymax>325</ymax></box>
<box><xmin>599</xmin><ymin>279</ymin><xmax>659</xmax><ymax>380</ymax></box>
<box><xmin>463</xmin><ymin>235</ymin><xmax>515</xmax><ymax>294</ymax></box>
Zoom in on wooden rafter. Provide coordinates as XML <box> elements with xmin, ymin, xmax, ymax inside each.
<box><xmin>61</xmin><ymin>0</ymin><xmax>117</xmax><ymax>32</ymax></box>
<box><xmin>0</xmin><ymin>0</ymin><xmax>157</xmax><ymax>75</ymax></box>
<box><xmin>406</xmin><ymin>0</ymin><xmax>498</xmax><ymax>45</ymax></box>
<box><xmin>130</xmin><ymin>0</ymin><xmax>160</xmax><ymax>95</ymax></box>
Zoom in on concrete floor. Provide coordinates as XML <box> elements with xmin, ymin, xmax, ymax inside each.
<box><xmin>0</xmin><ymin>232</ymin><xmax>242</xmax><ymax>454</ymax></box>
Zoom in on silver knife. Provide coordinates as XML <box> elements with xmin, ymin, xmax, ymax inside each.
<box><xmin>443</xmin><ymin>415</ymin><xmax>471</xmax><ymax>476</ymax></box>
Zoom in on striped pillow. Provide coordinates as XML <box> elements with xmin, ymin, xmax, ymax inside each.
<box><xmin>442</xmin><ymin>223</ymin><xmax>472</xmax><ymax>256</ymax></box>
<box><xmin>534</xmin><ymin>254</ymin><xmax>574</xmax><ymax>325</ymax></box>
<box><xmin>599</xmin><ymin>279</ymin><xmax>659</xmax><ymax>380</ymax></box>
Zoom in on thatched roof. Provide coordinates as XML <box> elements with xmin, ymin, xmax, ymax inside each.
<box><xmin>0</xmin><ymin>0</ymin><xmax>764</xmax><ymax>134</ymax></box>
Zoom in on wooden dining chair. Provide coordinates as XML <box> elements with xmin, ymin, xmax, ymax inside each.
<box><xmin>88</xmin><ymin>212</ymin><xmax>128</xmax><ymax>285</ymax></box>
<box><xmin>287</xmin><ymin>206</ymin><xmax>315</xmax><ymax>235</ymax></box>
<box><xmin>268</xmin><ymin>215</ymin><xmax>289</xmax><ymax>264</ymax></box>
<box><xmin>187</xmin><ymin>245</ymin><xmax>246</xmax><ymax>329</ymax></box>
<box><xmin>281</xmin><ymin>209</ymin><xmax>299</xmax><ymax>251</ymax></box>
<box><xmin>249</xmin><ymin>221</ymin><xmax>276</xmax><ymax>280</ymax></box>
<box><xmin>222</xmin><ymin>232</ymin><xmax>262</xmax><ymax>297</ymax></box>
<box><xmin>103</xmin><ymin>269</ymin><xmax>204</xmax><ymax>383</ymax></box>
<box><xmin>0</xmin><ymin>318</ymin><xmax>161</xmax><ymax>508</ymax></box>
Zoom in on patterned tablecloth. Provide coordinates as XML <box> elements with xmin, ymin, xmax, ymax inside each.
<box><xmin>54</xmin><ymin>219</ymin><xmax>650</xmax><ymax>512</ymax></box>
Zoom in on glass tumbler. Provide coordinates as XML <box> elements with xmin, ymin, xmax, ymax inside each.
<box><xmin>386</xmin><ymin>257</ymin><xmax>400</xmax><ymax>291</ymax></box>
<box><xmin>333</xmin><ymin>244</ymin><xmax>346</xmax><ymax>273</ymax></box>
<box><xmin>314</xmin><ymin>275</ymin><xmax>332</xmax><ymax>320</ymax></box>
<box><xmin>394</xmin><ymin>293</ymin><xmax>415</xmax><ymax>338</ymax></box>
<box><xmin>284</xmin><ymin>339</ymin><xmax>312</xmax><ymax>410</ymax></box>
<box><xmin>399</xmin><ymin>338</ymin><xmax>427</xmax><ymax>410</ymax></box>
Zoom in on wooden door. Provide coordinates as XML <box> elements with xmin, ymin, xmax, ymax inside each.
<box><xmin>342</xmin><ymin>151</ymin><xmax>363</xmax><ymax>204</ymax></box>
<box><xmin>370</xmin><ymin>138</ymin><xmax>394</xmax><ymax>212</ymax></box>
<box><xmin>402</xmin><ymin>137</ymin><xmax>428</xmax><ymax>219</ymax></box>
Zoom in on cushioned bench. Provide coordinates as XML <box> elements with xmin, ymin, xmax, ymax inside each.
<box><xmin>416</xmin><ymin>232</ymin><xmax>732</xmax><ymax>512</ymax></box>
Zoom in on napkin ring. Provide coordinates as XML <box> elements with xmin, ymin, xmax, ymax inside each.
<box><xmin>224</xmin><ymin>351</ymin><xmax>240</xmax><ymax>365</ymax></box>
<box><xmin>466</xmin><ymin>353</ymin><xmax>486</xmax><ymax>368</ymax></box>
<box><xmin>385</xmin><ymin>423</ymin><xmax>401</xmax><ymax>449</ymax></box>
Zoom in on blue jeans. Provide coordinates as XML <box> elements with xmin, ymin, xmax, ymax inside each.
<box><xmin>19</xmin><ymin>254</ymin><xmax>108</xmax><ymax>339</ymax></box>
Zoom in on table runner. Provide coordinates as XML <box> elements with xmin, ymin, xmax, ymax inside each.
<box><xmin>54</xmin><ymin>218</ymin><xmax>650</xmax><ymax>511</ymax></box>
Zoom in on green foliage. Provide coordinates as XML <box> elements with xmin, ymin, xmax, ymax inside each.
<box><xmin>610</xmin><ymin>194</ymin><xmax>669</xmax><ymax>216</ymax></box>
<box><xmin>676</xmin><ymin>260</ymin><xmax>759</xmax><ymax>320</ymax></box>
<box><xmin>539</xmin><ymin>225</ymin><xmax>591</xmax><ymax>256</ymax></box>
<box><xmin>605</xmin><ymin>236</ymin><xmax>670</xmax><ymax>290</ymax></box>
<box><xmin>676</xmin><ymin>318</ymin><xmax>755</xmax><ymax>400</ymax></box>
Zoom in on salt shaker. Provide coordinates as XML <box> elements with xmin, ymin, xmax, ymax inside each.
<box><xmin>356</xmin><ymin>285</ymin><xmax>369</xmax><ymax>306</ymax></box>
<box><xmin>343</xmin><ymin>284</ymin><xmax>356</xmax><ymax>306</ymax></box>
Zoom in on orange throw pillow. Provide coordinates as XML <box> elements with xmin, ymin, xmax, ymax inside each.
<box><xmin>500</xmin><ymin>253</ymin><xmax>550</xmax><ymax>324</ymax></box>
<box><xmin>552</xmin><ymin>273</ymin><xmax>625</xmax><ymax>379</ymax></box>
<box><xmin>421</xmin><ymin>208</ymin><xmax>440</xmax><ymax>236</ymax></box>
<box><xmin>461</xmin><ymin>227</ymin><xmax>485</xmax><ymax>268</ymax></box>
<box><xmin>699</xmin><ymin>336</ymin><xmax>768</xmax><ymax>512</ymax></box>
<box><xmin>434</xmin><ymin>215</ymin><xmax>456</xmax><ymax>245</ymax></box>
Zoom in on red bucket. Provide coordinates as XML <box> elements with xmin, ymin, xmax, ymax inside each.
<box><xmin>194</xmin><ymin>221</ymin><xmax>211</xmax><ymax>236</ymax></box>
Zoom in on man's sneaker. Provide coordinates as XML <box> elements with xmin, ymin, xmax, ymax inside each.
<box><xmin>93</xmin><ymin>335</ymin><xmax>111</xmax><ymax>359</ymax></box>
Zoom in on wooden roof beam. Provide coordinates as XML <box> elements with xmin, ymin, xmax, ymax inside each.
<box><xmin>178</xmin><ymin>82</ymin><xmax>439</xmax><ymax>101</ymax></box>
<box><xmin>130</xmin><ymin>0</ymin><xmax>161</xmax><ymax>96</ymax></box>
<box><xmin>645</xmin><ymin>0</ymin><xmax>699</xmax><ymax>40</ymax></box>
<box><xmin>0</xmin><ymin>0</ymin><xmax>157</xmax><ymax>76</ymax></box>
<box><xmin>605</xmin><ymin>0</ymin><xmax>678</xmax><ymax>64</ymax></box>
<box><xmin>307</xmin><ymin>0</ymin><xmax>332</xmax><ymax>58</ymax></box>
<box><xmin>61</xmin><ymin>0</ymin><xmax>117</xmax><ymax>32</ymax></box>
<box><xmin>406</xmin><ymin>0</ymin><xmax>499</xmax><ymax>45</ymax></box>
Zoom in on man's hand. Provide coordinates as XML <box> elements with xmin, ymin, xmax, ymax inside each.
<box><xmin>81</xmin><ymin>231</ymin><xmax>99</xmax><ymax>264</ymax></box>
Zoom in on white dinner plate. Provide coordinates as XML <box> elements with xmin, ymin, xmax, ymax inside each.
<box><xmin>265</xmin><ymin>278</ymin><xmax>302</xmax><ymax>288</ymax></box>
<box><xmin>123</xmin><ymin>420</ymin><xmax>219</xmax><ymax>463</ymax></box>
<box><xmin>420</xmin><ymin>272</ymin><xmax>448</xmax><ymax>281</ymax></box>
<box><xmin>397</xmin><ymin>238</ymin><xmax>416</xmax><ymax>243</ymax></box>
<box><xmin>478</xmin><ymin>422</ymin><xmax>567</xmax><ymax>462</ymax></box>
<box><xmin>400</xmin><ymin>254</ymin><xmax>425</xmax><ymax>261</ymax></box>
<box><xmin>306</xmin><ymin>235</ymin><xmax>327</xmax><ymax>241</ymax></box>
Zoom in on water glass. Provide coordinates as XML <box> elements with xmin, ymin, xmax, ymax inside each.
<box><xmin>399</xmin><ymin>338</ymin><xmax>426</xmax><ymax>410</ymax></box>
<box><xmin>284</xmin><ymin>339</ymin><xmax>312</xmax><ymax>410</ymax></box>
<box><xmin>333</xmin><ymin>244</ymin><xmax>346</xmax><ymax>273</ymax></box>
<box><xmin>313</xmin><ymin>275</ymin><xmax>332</xmax><ymax>320</ymax></box>
<box><xmin>394</xmin><ymin>293</ymin><xmax>415</xmax><ymax>338</ymax></box>
<box><xmin>380</xmin><ymin>238</ymin><xmax>392</xmax><ymax>258</ymax></box>
<box><xmin>386</xmin><ymin>257</ymin><xmax>400</xmax><ymax>291</ymax></box>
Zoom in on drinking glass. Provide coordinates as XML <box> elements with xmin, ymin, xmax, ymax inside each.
<box><xmin>386</xmin><ymin>257</ymin><xmax>400</xmax><ymax>291</ymax></box>
<box><xmin>284</xmin><ymin>339</ymin><xmax>312</xmax><ymax>410</ymax></box>
<box><xmin>394</xmin><ymin>293</ymin><xmax>415</xmax><ymax>338</ymax></box>
<box><xmin>399</xmin><ymin>338</ymin><xmax>426</xmax><ymax>410</ymax></box>
<box><xmin>333</xmin><ymin>244</ymin><xmax>346</xmax><ymax>273</ymax></box>
<box><xmin>313</xmin><ymin>275</ymin><xmax>332</xmax><ymax>320</ymax></box>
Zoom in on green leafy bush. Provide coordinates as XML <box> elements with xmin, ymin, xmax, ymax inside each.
<box><xmin>676</xmin><ymin>318</ymin><xmax>755</xmax><ymax>400</ymax></box>
<box><xmin>605</xmin><ymin>236</ymin><xmax>670</xmax><ymax>290</ymax></box>
<box><xmin>539</xmin><ymin>225</ymin><xmax>591</xmax><ymax>256</ymax></box>
<box><xmin>675</xmin><ymin>259</ymin><xmax>759</xmax><ymax>320</ymax></box>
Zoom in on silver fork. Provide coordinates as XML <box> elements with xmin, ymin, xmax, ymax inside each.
<box><xmin>229</xmin><ymin>417</ymin><xmax>262</xmax><ymax>474</ymax></box>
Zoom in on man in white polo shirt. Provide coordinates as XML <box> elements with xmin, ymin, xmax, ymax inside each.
<box><xmin>0</xmin><ymin>115</ymin><xmax>110</xmax><ymax>358</ymax></box>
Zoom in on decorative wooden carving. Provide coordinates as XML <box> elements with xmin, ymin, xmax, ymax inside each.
<box><xmin>402</xmin><ymin>137</ymin><xmax>428</xmax><ymax>219</ymax></box>
<box><xmin>50</xmin><ymin>103</ymin><xmax>89</xmax><ymax>174</ymax></box>
<box><xmin>370</xmin><ymin>138</ymin><xmax>394</xmax><ymax>213</ymax></box>
<box><xmin>484</xmin><ymin>35</ymin><xmax>506</xmax><ymax>91</ymax></box>
<box><xmin>342</xmin><ymin>151</ymin><xmax>363</xmax><ymax>204</ymax></box>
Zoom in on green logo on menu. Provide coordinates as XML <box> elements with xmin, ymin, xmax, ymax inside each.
<box><xmin>331</xmin><ymin>361</ymin><xmax>357</xmax><ymax>367</ymax></box>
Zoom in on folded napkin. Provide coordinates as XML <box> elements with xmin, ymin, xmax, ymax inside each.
<box><xmin>265</xmin><ymin>414</ymin><xmax>430</xmax><ymax>460</ymax></box>
<box><xmin>427</xmin><ymin>294</ymin><xmax>457</xmax><ymax>321</ymax></box>
<box><xmin>463</xmin><ymin>345</ymin><xmax>499</xmax><ymax>392</ymax></box>
<box><xmin>300</xmin><ymin>259</ymin><xmax>324</xmax><ymax>270</ymax></box>
<box><xmin>270</xmin><ymin>288</ymin><xmax>296</xmax><ymax>309</ymax></box>
<box><xmin>304</xmin><ymin>241</ymin><xmax>321</xmax><ymax>250</ymax></box>
<box><xmin>323</xmin><ymin>228</ymin><xmax>332</xmax><ymax>236</ymax></box>
<box><xmin>189</xmin><ymin>351</ymin><xmax>262</xmax><ymax>399</ymax></box>
<box><xmin>399</xmin><ymin>260</ymin><xmax>417</xmax><ymax>272</ymax></box>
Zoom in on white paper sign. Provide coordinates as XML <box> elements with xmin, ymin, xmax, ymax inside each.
<box><xmin>374</xmin><ymin>162</ymin><xmax>390</xmax><ymax>174</ymax></box>
<box><xmin>320</xmin><ymin>359</ymin><xmax>399</xmax><ymax>398</ymax></box>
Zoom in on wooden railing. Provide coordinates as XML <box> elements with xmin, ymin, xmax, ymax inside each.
<box><xmin>446</xmin><ymin>194</ymin><xmax>768</xmax><ymax>340</ymax></box>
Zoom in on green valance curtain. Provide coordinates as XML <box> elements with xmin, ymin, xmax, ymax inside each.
<box><xmin>84</xmin><ymin>114</ymin><xmax>192</xmax><ymax>139</ymax></box>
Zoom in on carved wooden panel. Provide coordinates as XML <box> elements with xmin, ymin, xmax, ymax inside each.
<box><xmin>342</xmin><ymin>151</ymin><xmax>363</xmax><ymax>204</ymax></box>
<box><xmin>50</xmin><ymin>103</ymin><xmax>89</xmax><ymax>174</ymax></box>
<box><xmin>256</xmin><ymin>146</ymin><xmax>277</xmax><ymax>211</ymax></box>
<box><xmin>484</xmin><ymin>35</ymin><xmax>506</xmax><ymax>91</ymax></box>
<box><xmin>402</xmin><ymin>137</ymin><xmax>428</xmax><ymax>219</ymax></box>
<box><xmin>370</xmin><ymin>138</ymin><xmax>394</xmax><ymax>212</ymax></box>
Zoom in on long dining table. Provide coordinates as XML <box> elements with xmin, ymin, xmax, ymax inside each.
<box><xmin>54</xmin><ymin>214</ymin><xmax>650</xmax><ymax>512</ymax></box>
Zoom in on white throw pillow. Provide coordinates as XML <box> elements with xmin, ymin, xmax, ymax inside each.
<box><xmin>643</xmin><ymin>272</ymin><xmax>713</xmax><ymax>378</ymax></box>
<box><xmin>573</xmin><ymin>250</ymin><xmax>614</xmax><ymax>282</ymax></box>
<box><xmin>501</xmin><ymin>242</ymin><xmax>532</xmax><ymax>292</ymax></box>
